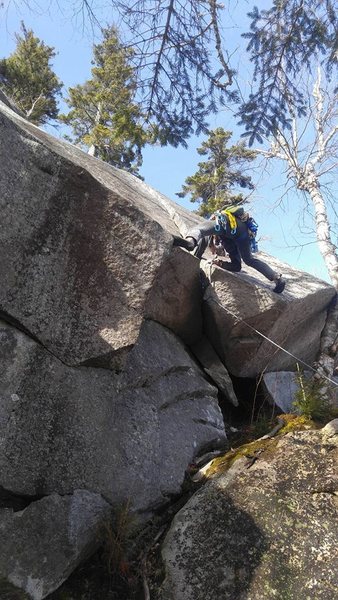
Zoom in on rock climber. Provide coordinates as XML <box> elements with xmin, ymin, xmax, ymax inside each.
<box><xmin>173</xmin><ymin>210</ymin><xmax>286</xmax><ymax>294</ymax></box>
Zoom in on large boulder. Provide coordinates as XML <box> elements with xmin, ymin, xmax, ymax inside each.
<box><xmin>0</xmin><ymin>490</ymin><xmax>111</xmax><ymax>600</ymax></box>
<box><xmin>0</xmin><ymin>319</ymin><xmax>225</xmax><ymax>509</ymax></box>
<box><xmin>262</xmin><ymin>370</ymin><xmax>312</xmax><ymax>413</ymax></box>
<box><xmin>1</xmin><ymin>95</ymin><xmax>336</xmax><ymax>600</ymax></box>
<box><xmin>0</xmin><ymin>100</ymin><xmax>227</xmax><ymax>597</ymax></box>
<box><xmin>0</xmin><ymin>100</ymin><xmax>202</xmax><ymax>367</ymax></box>
<box><xmin>0</xmin><ymin>98</ymin><xmax>334</xmax><ymax>380</ymax></box>
<box><xmin>202</xmin><ymin>255</ymin><xmax>335</xmax><ymax>377</ymax></box>
<box><xmin>159</xmin><ymin>422</ymin><xmax>338</xmax><ymax>600</ymax></box>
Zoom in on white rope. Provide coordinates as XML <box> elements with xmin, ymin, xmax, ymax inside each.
<box><xmin>204</xmin><ymin>261</ymin><xmax>338</xmax><ymax>388</ymax></box>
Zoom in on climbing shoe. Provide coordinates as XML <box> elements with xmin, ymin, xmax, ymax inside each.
<box><xmin>273</xmin><ymin>275</ymin><xmax>286</xmax><ymax>294</ymax></box>
<box><xmin>172</xmin><ymin>236</ymin><xmax>196</xmax><ymax>251</ymax></box>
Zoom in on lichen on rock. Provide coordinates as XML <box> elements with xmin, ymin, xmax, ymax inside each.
<box><xmin>159</xmin><ymin>421</ymin><xmax>338</xmax><ymax>600</ymax></box>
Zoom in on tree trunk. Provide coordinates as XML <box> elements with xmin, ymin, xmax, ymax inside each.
<box><xmin>87</xmin><ymin>144</ymin><xmax>96</xmax><ymax>156</ymax></box>
<box><xmin>264</xmin><ymin>67</ymin><xmax>338</xmax><ymax>396</ymax></box>
<box><xmin>87</xmin><ymin>102</ymin><xmax>102</xmax><ymax>157</ymax></box>
<box><xmin>305</xmin><ymin>164</ymin><xmax>338</xmax><ymax>288</ymax></box>
<box><xmin>303</xmin><ymin>165</ymin><xmax>338</xmax><ymax>396</ymax></box>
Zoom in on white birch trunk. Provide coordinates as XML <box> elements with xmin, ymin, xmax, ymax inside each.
<box><xmin>299</xmin><ymin>166</ymin><xmax>338</xmax><ymax>394</ymax></box>
<box><xmin>87</xmin><ymin>144</ymin><xmax>96</xmax><ymax>156</ymax></box>
<box><xmin>304</xmin><ymin>165</ymin><xmax>338</xmax><ymax>288</ymax></box>
<box><xmin>87</xmin><ymin>102</ymin><xmax>102</xmax><ymax>157</ymax></box>
<box><xmin>262</xmin><ymin>68</ymin><xmax>338</xmax><ymax>392</ymax></box>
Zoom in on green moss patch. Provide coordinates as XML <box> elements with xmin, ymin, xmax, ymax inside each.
<box><xmin>205</xmin><ymin>414</ymin><xmax>317</xmax><ymax>478</ymax></box>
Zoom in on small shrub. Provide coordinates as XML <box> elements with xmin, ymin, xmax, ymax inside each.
<box><xmin>293</xmin><ymin>365</ymin><xmax>332</xmax><ymax>422</ymax></box>
<box><xmin>249</xmin><ymin>414</ymin><xmax>274</xmax><ymax>438</ymax></box>
<box><xmin>101</xmin><ymin>500</ymin><xmax>138</xmax><ymax>580</ymax></box>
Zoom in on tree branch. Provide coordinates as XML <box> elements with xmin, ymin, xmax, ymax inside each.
<box><xmin>208</xmin><ymin>0</ymin><xmax>233</xmax><ymax>89</ymax></box>
<box><xmin>147</xmin><ymin>0</ymin><xmax>174</xmax><ymax>115</ymax></box>
<box><xmin>25</xmin><ymin>92</ymin><xmax>44</xmax><ymax>119</ymax></box>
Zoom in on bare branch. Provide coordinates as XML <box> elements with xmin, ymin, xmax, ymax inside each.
<box><xmin>317</xmin><ymin>161</ymin><xmax>338</xmax><ymax>177</ymax></box>
<box><xmin>147</xmin><ymin>0</ymin><xmax>175</xmax><ymax>115</ymax></box>
<box><xmin>25</xmin><ymin>92</ymin><xmax>44</xmax><ymax>119</ymax></box>
<box><xmin>262</xmin><ymin>63</ymin><xmax>338</xmax><ymax>289</ymax></box>
<box><xmin>322</xmin><ymin>125</ymin><xmax>338</xmax><ymax>153</ymax></box>
<box><xmin>208</xmin><ymin>0</ymin><xmax>233</xmax><ymax>89</ymax></box>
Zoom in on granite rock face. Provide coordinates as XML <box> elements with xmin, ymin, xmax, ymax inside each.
<box><xmin>0</xmin><ymin>97</ymin><xmax>336</xmax><ymax>600</ymax></box>
<box><xmin>202</xmin><ymin>255</ymin><xmax>335</xmax><ymax>377</ymax></box>
<box><xmin>0</xmin><ymin>98</ymin><xmax>335</xmax><ymax>379</ymax></box>
<box><xmin>0</xmin><ymin>101</ymin><xmax>202</xmax><ymax>367</ymax></box>
<box><xmin>0</xmin><ymin>99</ymin><xmax>225</xmax><ymax>599</ymax></box>
<box><xmin>159</xmin><ymin>423</ymin><xmax>338</xmax><ymax>600</ymax></box>
<box><xmin>0</xmin><ymin>319</ymin><xmax>225</xmax><ymax>509</ymax></box>
<box><xmin>262</xmin><ymin>370</ymin><xmax>312</xmax><ymax>413</ymax></box>
<box><xmin>0</xmin><ymin>490</ymin><xmax>111</xmax><ymax>600</ymax></box>
<box><xmin>190</xmin><ymin>336</ymin><xmax>238</xmax><ymax>406</ymax></box>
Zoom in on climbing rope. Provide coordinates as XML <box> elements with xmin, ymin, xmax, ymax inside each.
<box><xmin>204</xmin><ymin>261</ymin><xmax>338</xmax><ymax>388</ymax></box>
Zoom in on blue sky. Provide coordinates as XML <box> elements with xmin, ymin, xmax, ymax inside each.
<box><xmin>0</xmin><ymin>0</ymin><xmax>332</xmax><ymax>283</ymax></box>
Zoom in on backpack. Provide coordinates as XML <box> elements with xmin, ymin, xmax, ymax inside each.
<box><xmin>213</xmin><ymin>205</ymin><xmax>259</xmax><ymax>252</ymax></box>
<box><xmin>246</xmin><ymin>217</ymin><xmax>259</xmax><ymax>252</ymax></box>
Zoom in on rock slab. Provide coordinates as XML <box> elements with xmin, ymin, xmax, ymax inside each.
<box><xmin>262</xmin><ymin>370</ymin><xmax>312</xmax><ymax>413</ymax></box>
<box><xmin>160</xmin><ymin>423</ymin><xmax>338</xmax><ymax>600</ymax></box>
<box><xmin>0</xmin><ymin>100</ymin><xmax>202</xmax><ymax>366</ymax></box>
<box><xmin>0</xmin><ymin>319</ymin><xmax>225</xmax><ymax>509</ymax></box>
<box><xmin>0</xmin><ymin>490</ymin><xmax>111</xmax><ymax>600</ymax></box>
<box><xmin>202</xmin><ymin>254</ymin><xmax>336</xmax><ymax>377</ymax></box>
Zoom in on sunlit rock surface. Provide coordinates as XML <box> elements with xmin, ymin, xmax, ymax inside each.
<box><xmin>0</xmin><ymin>100</ymin><xmax>202</xmax><ymax>366</ymax></box>
<box><xmin>262</xmin><ymin>370</ymin><xmax>312</xmax><ymax>413</ymax></box>
<box><xmin>201</xmin><ymin>254</ymin><xmax>335</xmax><ymax>377</ymax></box>
<box><xmin>160</xmin><ymin>423</ymin><xmax>338</xmax><ymax>600</ymax></box>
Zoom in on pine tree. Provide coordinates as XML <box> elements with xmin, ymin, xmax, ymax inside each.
<box><xmin>60</xmin><ymin>26</ymin><xmax>148</xmax><ymax>175</ymax></box>
<box><xmin>0</xmin><ymin>22</ymin><xmax>62</xmax><ymax>125</ymax></box>
<box><xmin>4</xmin><ymin>2</ymin><xmax>336</xmax><ymax>146</ymax></box>
<box><xmin>178</xmin><ymin>128</ymin><xmax>257</xmax><ymax>216</ymax></box>
<box><xmin>239</xmin><ymin>0</ymin><xmax>337</xmax><ymax>144</ymax></box>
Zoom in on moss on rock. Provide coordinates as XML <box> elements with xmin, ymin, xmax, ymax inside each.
<box><xmin>159</xmin><ymin>420</ymin><xmax>338</xmax><ymax>600</ymax></box>
<box><xmin>205</xmin><ymin>414</ymin><xmax>317</xmax><ymax>478</ymax></box>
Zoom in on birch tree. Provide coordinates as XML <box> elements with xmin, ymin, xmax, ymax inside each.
<box><xmin>261</xmin><ymin>68</ymin><xmax>338</xmax><ymax>392</ymax></box>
